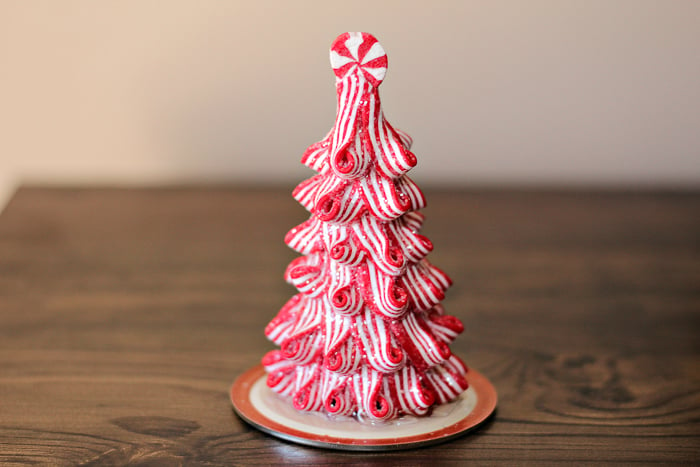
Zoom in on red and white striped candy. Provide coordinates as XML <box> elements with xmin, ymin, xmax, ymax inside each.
<box><xmin>353</xmin><ymin>215</ymin><xmax>405</xmax><ymax>276</ymax></box>
<box><xmin>424</xmin><ymin>355</ymin><xmax>469</xmax><ymax>405</ymax></box>
<box><xmin>365</xmin><ymin>89</ymin><xmax>418</xmax><ymax>178</ymax></box>
<box><xmin>323</xmin><ymin>223</ymin><xmax>365</xmax><ymax>267</ymax></box>
<box><xmin>285</xmin><ymin>217</ymin><xmax>323</xmax><ymax>254</ymax></box>
<box><xmin>391</xmin><ymin>311</ymin><xmax>451</xmax><ymax>371</ymax></box>
<box><xmin>262</xmin><ymin>350</ymin><xmax>297</xmax><ymax>397</ymax></box>
<box><xmin>330</xmin><ymin>32</ymin><xmax>387</xmax><ymax>86</ymax></box>
<box><xmin>301</xmin><ymin>130</ymin><xmax>332</xmax><ymax>172</ymax></box>
<box><xmin>352</xmin><ymin>366</ymin><xmax>397</xmax><ymax>421</ymax></box>
<box><xmin>328</xmin><ymin>33</ymin><xmax>417</xmax><ymax>182</ymax></box>
<box><xmin>323</xmin><ymin>310</ymin><xmax>361</xmax><ymax>373</ymax></box>
<box><xmin>395</xmin><ymin>175</ymin><xmax>426</xmax><ymax>211</ymax></box>
<box><xmin>355</xmin><ymin>308</ymin><xmax>404</xmax><ymax>373</ymax></box>
<box><xmin>263</xmin><ymin>32</ymin><xmax>470</xmax><ymax>422</ymax></box>
<box><xmin>425</xmin><ymin>305</ymin><xmax>464</xmax><ymax>344</ymax></box>
<box><xmin>388</xmin><ymin>215</ymin><xmax>433</xmax><ymax>263</ymax></box>
<box><xmin>401</xmin><ymin>260</ymin><xmax>452</xmax><ymax>311</ymax></box>
<box><xmin>265</xmin><ymin>294</ymin><xmax>304</xmax><ymax>345</ymax></box>
<box><xmin>360</xmin><ymin>170</ymin><xmax>411</xmax><ymax>221</ymax></box>
<box><xmin>292</xmin><ymin>174</ymin><xmax>329</xmax><ymax>212</ymax></box>
<box><xmin>402</xmin><ymin>210</ymin><xmax>425</xmax><ymax>232</ymax></box>
<box><xmin>327</xmin><ymin>261</ymin><xmax>364</xmax><ymax>316</ymax></box>
<box><xmin>357</xmin><ymin>261</ymin><xmax>409</xmax><ymax>319</ymax></box>
<box><xmin>280</xmin><ymin>298</ymin><xmax>323</xmax><ymax>365</ymax></box>
<box><xmin>393</xmin><ymin>366</ymin><xmax>435</xmax><ymax>416</ymax></box>
<box><xmin>284</xmin><ymin>254</ymin><xmax>329</xmax><ymax>297</ymax></box>
<box><xmin>314</xmin><ymin>182</ymin><xmax>365</xmax><ymax>224</ymax></box>
<box><xmin>321</xmin><ymin>371</ymin><xmax>356</xmax><ymax>416</ymax></box>
<box><xmin>292</xmin><ymin>365</ymin><xmax>325</xmax><ymax>412</ymax></box>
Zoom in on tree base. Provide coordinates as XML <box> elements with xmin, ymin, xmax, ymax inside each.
<box><xmin>231</xmin><ymin>364</ymin><xmax>497</xmax><ymax>451</ymax></box>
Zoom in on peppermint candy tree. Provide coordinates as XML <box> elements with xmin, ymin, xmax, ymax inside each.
<box><xmin>263</xmin><ymin>32</ymin><xmax>468</xmax><ymax>421</ymax></box>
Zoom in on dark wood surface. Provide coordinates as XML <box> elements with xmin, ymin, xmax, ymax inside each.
<box><xmin>0</xmin><ymin>186</ymin><xmax>698</xmax><ymax>465</ymax></box>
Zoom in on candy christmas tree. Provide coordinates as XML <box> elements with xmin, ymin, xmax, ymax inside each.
<box><xmin>232</xmin><ymin>33</ymin><xmax>495</xmax><ymax>449</ymax></box>
<box><xmin>262</xmin><ymin>32</ymin><xmax>469</xmax><ymax>422</ymax></box>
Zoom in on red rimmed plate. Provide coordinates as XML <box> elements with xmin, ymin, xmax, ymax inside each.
<box><xmin>231</xmin><ymin>365</ymin><xmax>496</xmax><ymax>451</ymax></box>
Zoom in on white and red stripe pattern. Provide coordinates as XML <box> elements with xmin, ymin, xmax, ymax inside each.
<box><xmin>393</xmin><ymin>366</ymin><xmax>436</xmax><ymax>416</ymax></box>
<box><xmin>304</xmin><ymin>32</ymin><xmax>416</xmax><ymax>182</ymax></box>
<box><xmin>263</xmin><ymin>33</ymin><xmax>471</xmax><ymax>422</ymax></box>
<box><xmin>391</xmin><ymin>312</ymin><xmax>451</xmax><ymax>371</ymax></box>
<box><xmin>352</xmin><ymin>366</ymin><xmax>397</xmax><ymax>421</ymax></box>
<box><xmin>355</xmin><ymin>309</ymin><xmax>404</xmax><ymax>373</ymax></box>
<box><xmin>323</xmin><ymin>309</ymin><xmax>361</xmax><ymax>374</ymax></box>
<box><xmin>328</xmin><ymin>33</ymin><xmax>386</xmax><ymax>180</ymax></box>
<box><xmin>265</xmin><ymin>295</ymin><xmax>303</xmax><ymax>345</ymax></box>
<box><xmin>444</xmin><ymin>353</ymin><xmax>469</xmax><ymax>376</ymax></box>
<box><xmin>292</xmin><ymin>365</ymin><xmax>325</xmax><ymax>412</ymax></box>
<box><xmin>327</xmin><ymin>262</ymin><xmax>364</xmax><ymax>317</ymax></box>
<box><xmin>323</xmin><ymin>224</ymin><xmax>364</xmax><ymax>267</ymax></box>
<box><xmin>353</xmin><ymin>215</ymin><xmax>405</xmax><ymax>275</ymax></box>
<box><xmin>301</xmin><ymin>121</ymin><xmax>415</xmax><ymax>180</ymax></box>
<box><xmin>279</xmin><ymin>298</ymin><xmax>323</xmax><ymax>365</ymax></box>
<box><xmin>330</xmin><ymin>129</ymin><xmax>371</xmax><ymax>180</ymax></box>
<box><xmin>330</xmin><ymin>32</ymin><xmax>388</xmax><ymax>86</ymax></box>
<box><xmin>292</xmin><ymin>174</ymin><xmax>330</xmax><ymax>212</ymax></box>
<box><xmin>424</xmin><ymin>356</ymin><xmax>469</xmax><ymax>405</ymax></box>
<box><xmin>401</xmin><ymin>261</ymin><xmax>452</xmax><ymax>311</ymax></box>
<box><xmin>314</xmin><ymin>183</ymin><xmax>365</xmax><ymax>224</ymax></box>
<box><xmin>262</xmin><ymin>350</ymin><xmax>297</xmax><ymax>397</ymax></box>
<box><xmin>293</xmin><ymin>174</ymin><xmax>364</xmax><ymax>223</ymax></box>
<box><xmin>321</xmin><ymin>371</ymin><xmax>356</xmax><ymax>416</ymax></box>
<box><xmin>300</xmin><ymin>130</ymin><xmax>332</xmax><ymax>172</ymax></box>
<box><xmin>285</xmin><ymin>217</ymin><xmax>323</xmax><ymax>255</ymax></box>
<box><xmin>328</xmin><ymin>285</ymin><xmax>363</xmax><ymax>317</ymax></box>
<box><xmin>402</xmin><ymin>210</ymin><xmax>425</xmax><ymax>232</ymax></box>
<box><xmin>360</xmin><ymin>170</ymin><xmax>411</xmax><ymax>221</ymax></box>
<box><xmin>365</xmin><ymin>88</ymin><xmax>417</xmax><ymax>178</ymax></box>
<box><xmin>395</xmin><ymin>175</ymin><xmax>426</xmax><ymax>211</ymax></box>
<box><xmin>284</xmin><ymin>254</ymin><xmax>329</xmax><ymax>297</ymax></box>
<box><xmin>388</xmin><ymin>215</ymin><xmax>433</xmax><ymax>263</ymax></box>
<box><xmin>393</xmin><ymin>126</ymin><xmax>413</xmax><ymax>150</ymax></box>
<box><xmin>357</xmin><ymin>261</ymin><xmax>408</xmax><ymax>319</ymax></box>
<box><xmin>324</xmin><ymin>332</ymin><xmax>361</xmax><ymax>375</ymax></box>
<box><xmin>425</xmin><ymin>305</ymin><xmax>464</xmax><ymax>344</ymax></box>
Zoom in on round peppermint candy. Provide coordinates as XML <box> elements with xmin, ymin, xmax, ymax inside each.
<box><xmin>330</xmin><ymin>32</ymin><xmax>388</xmax><ymax>86</ymax></box>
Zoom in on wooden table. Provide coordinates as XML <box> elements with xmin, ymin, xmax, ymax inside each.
<box><xmin>1</xmin><ymin>187</ymin><xmax>698</xmax><ymax>465</ymax></box>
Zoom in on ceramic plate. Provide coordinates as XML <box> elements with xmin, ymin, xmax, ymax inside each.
<box><xmin>231</xmin><ymin>364</ymin><xmax>496</xmax><ymax>451</ymax></box>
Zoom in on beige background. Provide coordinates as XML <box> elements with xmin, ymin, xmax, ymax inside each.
<box><xmin>1</xmin><ymin>1</ymin><xmax>699</xmax><ymax>207</ymax></box>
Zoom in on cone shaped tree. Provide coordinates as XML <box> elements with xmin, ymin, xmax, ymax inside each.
<box><xmin>263</xmin><ymin>32</ymin><xmax>469</xmax><ymax>421</ymax></box>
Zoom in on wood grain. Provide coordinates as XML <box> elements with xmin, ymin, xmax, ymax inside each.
<box><xmin>0</xmin><ymin>187</ymin><xmax>698</xmax><ymax>465</ymax></box>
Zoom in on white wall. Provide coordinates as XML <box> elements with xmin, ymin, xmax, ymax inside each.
<box><xmin>1</xmin><ymin>0</ymin><xmax>699</xmax><ymax>205</ymax></box>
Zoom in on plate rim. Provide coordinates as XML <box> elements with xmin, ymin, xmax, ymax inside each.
<box><xmin>230</xmin><ymin>364</ymin><xmax>497</xmax><ymax>451</ymax></box>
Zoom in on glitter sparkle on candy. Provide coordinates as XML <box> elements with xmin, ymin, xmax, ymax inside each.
<box><xmin>263</xmin><ymin>32</ymin><xmax>469</xmax><ymax>422</ymax></box>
